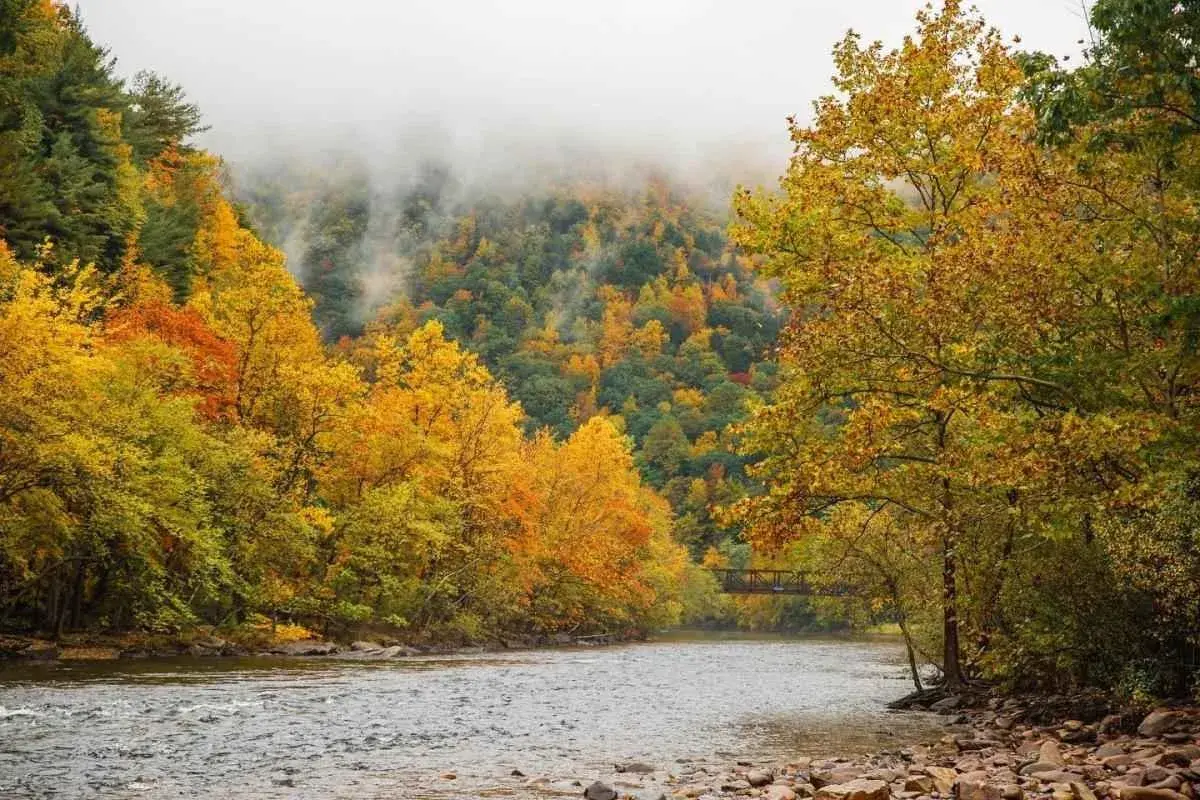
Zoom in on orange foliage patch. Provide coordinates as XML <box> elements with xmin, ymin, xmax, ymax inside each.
<box><xmin>106</xmin><ymin>300</ymin><xmax>239</xmax><ymax>420</ymax></box>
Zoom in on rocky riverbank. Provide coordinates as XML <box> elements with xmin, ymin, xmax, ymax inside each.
<box><xmin>0</xmin><ymin>631</ymin><xmax>629</xmax><ymax>662</ymax></box>
<box><xmin>555</xmin><ymin>700</ymin><xmax>1200</xmax><ymax>800</ymax></box>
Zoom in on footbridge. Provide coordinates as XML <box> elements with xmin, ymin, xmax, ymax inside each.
<box><xmin>707</xmin><ymin>568</ymin><xmax>855</xmax><ymax>596</ymax></box>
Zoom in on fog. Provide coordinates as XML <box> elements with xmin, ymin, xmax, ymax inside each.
<box><xmin>77</xmin><ymin>0</ymin><xmax>1089</xmax><ymax>182</ymax></box>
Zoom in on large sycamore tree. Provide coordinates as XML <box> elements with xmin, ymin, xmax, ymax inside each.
<box><xmin>729</xmin><ymin>2</ymin><xmax>1159</xmax><ymax>686</ymax></box>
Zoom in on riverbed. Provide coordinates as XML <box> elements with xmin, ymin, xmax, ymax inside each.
<box><xmin>0</xmin><ymin>633</ymin><xmax>942</xmax><ymax>799</ymax></box>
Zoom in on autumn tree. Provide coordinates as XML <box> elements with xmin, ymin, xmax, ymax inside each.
<box><xmin>728</xmin><ymin>1</ymin><xmax>1126</xmax><ymax>686</ymax></box>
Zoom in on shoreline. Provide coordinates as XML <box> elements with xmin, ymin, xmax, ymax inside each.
<box><xmin>0</xmin><ymin>630</ymin><xmax>640</xmax><ymax>663</ymax></box>
<box><xmin>0</xmin><ymin>627</ymin><xmax>899</xmax><ymax>664</ymax></box>
<box><xmin>586</xmin><ymin>698</ymin><xmax>1200</xmax><ymax>800</ymax></box>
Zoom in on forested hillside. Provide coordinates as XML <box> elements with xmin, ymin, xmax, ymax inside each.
<box><xmin>237</xmin><ymin>165</ymin><xmax>785</xmax><ymax>560</ymax></box>
<box><xmin>4</xmin><ymin>0</ymin><xmax>1200</xmax><ymax>702</ymax></box>
<box><xmin>0</xmin><ymin>1</ymin><xmax>705</xmax><ymax>643</ymax></box>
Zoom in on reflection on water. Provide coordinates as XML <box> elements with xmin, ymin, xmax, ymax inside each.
<box><xmin>0</xmin><ymin>633</ymin><xmax>941</xmax><ymax>799</ymax></box>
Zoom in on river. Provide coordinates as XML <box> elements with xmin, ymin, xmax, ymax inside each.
<box><xmin>0</xmin><ymin>633</ymin><xmax>942</xmax><ymax>799</ymax></box>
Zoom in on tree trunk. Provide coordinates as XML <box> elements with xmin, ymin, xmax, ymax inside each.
<box><xmin>942</xmin><ymin>531</ymin><xmax>964</xmax><ymax>687</ymax></box>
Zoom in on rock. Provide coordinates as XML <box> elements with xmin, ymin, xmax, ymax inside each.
<box><xmin>925</xmin><ymin>766</ymin><xmax>959</xmax><ymax>794</ymax></box>
<box><xmin>1034</xmin><ymin>771</ymin><xmax>1085</xmax><ymax>785</ymax></box>
<box><xmin>1060</xmin><ymin>727</ymin><xmax>1096</xmax><ymax>744</ymax></box>
<box><xmin>932</xmin><ymin>696</ymin><xmax>964</xmax><ymax>713</ymax></box>
<box><xmin>350</xmin><ymin>640</ymin><xmax>381</xmax><ymax>651</ymax></box>
<box><xmin>954</xmin><ymin>770</ymin><xmax>997</xmax><ymax>800</ymax></box>
<box><xmin>1100</xmin><ymin>715</ymin><xmax>1128</xmax><ymax>735</ymax></box>
<box><xmin>813</xmin><ymin>770</ymin><xmax>864</xmax><ymax>789</ymax></box>
<box><xmin>958</xmin><ymin>739</ymin><xmax>1004</xmax><ymax>752</ymax></box>
<box><xmin>440</xmin><ymin>772</ymin><xmax>456</xmax><ymax>780</ymax></box>
<box><xmin>511</xmin><ymin>769</ymin><xmax>525</xmax><ymax>777</ymax></box>
<box><xmin>1020</xmin><ymin>762</ymin><xmax>1066</xmax><ymax>776</ymax></box>
<box><xmin>272</xmin><ymin>640</ymin><xmax>338</xmax><ymax>656</ymax></box>
<box><xmin>1103</xmin><ymin>755</ymin><xmax>1135</xmax><ymax>768</ymax></box>
<box><xmin>616</xmin><ymin>763</ymin><xmax>656</xmax><ymax>774</ymax></box>
<box><xmin>814</xmin><ymin>779</ymin><xmax>891</xmax><ymax>800</ymax></box>
<box><xmin>633</xmin><ymin>791</ymin><xmax>667</xmax><ymax>800</ymax></box>
<box><xmin>1097</xmin><ymin>744</ymin><xmax>1128</xmax><ymax>759</ymax></box>
<box><xmin>996</xmin><ymin>715</ymin><xmax>1023</xmax><ymax>730</ymax></box>
<box><xmin>1118</xmin><ymin>789</ymin><xmax>1187</xmax><ymax>800</ymax></box>
<box><xmin>1071</xmin><ymin>782</ymin><xmax>1098</xmax><ymax>800</ymax></box>
<box><xmin>1143</xmin><ymin>767</ymin><xmax>1171</xmax><ymax>784</ymax></box>
<box><xmin>1149</xmin><ymin>777</ymin><xmax>1183</xmax><ymax>791</ymax></box>
<box><xmin>1162</xmin><ymin>748</ymin><xmax>1200</xmax><ymax>766</ymax></box>
<box><xmin>1041</xmin><ymin>741</ymin><xmax>1067</xmax><ymax>767</ymax></box>
<box><xmin>722</xmin><ymin>779</ymin><xmax>752</xmax><ymax>791</ymax></box>
<box><xmin>1002</xmin><ymin>785</ymin><xmax>1023</xmax><ymax>800</ymax></box>
<box><xmin>747</xmin><ymin>771</ymin><xmax>775</xmax><ymax>788</ymax></box>
<box><xmin>584</xmin><ymin>781</ymin><xmax>618</xmax><ymax>800</ymax></box>
<box><xmin>904</xmin><ymin>776</ymin><xmax>934</xmax><ymax>793</ymax></box>
<box><xmin>766</xmin><ymin>787</ymin><xmax>799</xmax><ymax>800</ymax></box>
<box><xmin>1139</xmin><ymin>713</ymin><xmax>1185</xmax><ymax>739</ymax></box>
<box><xmin>794</xmin><ymin>783</ymin><xmax>817</xmax><ymax>797</ymax></box>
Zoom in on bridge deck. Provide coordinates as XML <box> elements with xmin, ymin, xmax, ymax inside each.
<box><xmin>707</xmin><ymin>568</ymin><xmax>854</xmax><ymax>596</ymax></box>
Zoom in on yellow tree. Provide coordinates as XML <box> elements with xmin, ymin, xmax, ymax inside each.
<box><xmin>517</xmin><ymin>416</ymin><xmax>684</xmax><ymax>630</ymax></box>
<box><xmin>728</xmin><ymin>2</ymin><xmax>1150</xmax><ymax>685</ymax></box>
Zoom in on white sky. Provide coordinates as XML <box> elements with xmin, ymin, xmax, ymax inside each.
<box><xmin>77</xmin><ymin>1</ymin><xmax>1090</xmax><ymax>176</ymax></box>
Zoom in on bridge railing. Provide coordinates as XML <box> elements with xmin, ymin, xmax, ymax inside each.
<box><xmin>706</xmin><ymin>568</ymin><xmax>856</xmax><ymax>596</ymax></box>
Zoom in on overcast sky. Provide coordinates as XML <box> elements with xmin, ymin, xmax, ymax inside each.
<box><xmin>77</xmin><ymin>1</ymin><xmax>1090</xmax><ymax>177</ymax></box>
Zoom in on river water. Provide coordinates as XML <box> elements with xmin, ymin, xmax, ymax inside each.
<box><xmin>0</xmin><ymin>634</ymin><xmax>942</xmax><ymax>799</ymax></box>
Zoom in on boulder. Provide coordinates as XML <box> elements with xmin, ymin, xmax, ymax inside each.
<box><xmin>904</xmin><ymin>776</ymin><xmax>934</xmax><ymax>794</ymax></box>
<box><xmin>813</xmin><ymin>770</ymin><xmax>864</xmax><ymax>789</ymax></box>
<box><xmin>1041</xmin><ymin>741</ymin><xmax>1067</xmax><ymax>767</ymax></box>
<box><xmin>615</xmin><ymin>763</ymin><xmax>656</xmax><ymax>774</ymax></box>
<box><xmin>1139</xmin><ymin>712</ymin><xmax>1185</xmax><ymax>739</ymax></box>
<box><xmin>1118</xmin><ymin>788</ymin><xmax>1188</xmax><ymax>800</ymax></box>
<box><xmin>925</xmin><ymin>766</ymin><xmax>959</xmax><ymax>794</ymax></box>
<box><xmin>1071</xmin><ymin>782</ymin><xmax>1098</xmax><ymax>800</ymax></box>
<box><xmin>814</xmin><ymin>779</ymin><xmax>891</xmax><ymax>800</ymax></box>
<box><xmin>747</xmin><ymin>770</ymin><xmax>775</xmax><ymax>788</ymax></box>
<box><xmin>1148</xmin><ymin>777</ymin><xmax>1183</xmax><ymax>791</ymax></box>
<box><xmin>1033</xmin><ymin>771</ymin><xmax>1086</xmax><ymax>785</ymax></box>
<box><xmin>272</xmin><ymin>640</ymin><xmax>338</xmax><ymax>656</ymax></box>
<box><xmin>1099</xmin><ymin>715</ymin><xmax>1129</xmax><ymax>735</ymax></box>
<box><xmin>1142</xmin><ymin>767</ymin><xmax>1171</xmax><ymax>784</ymax></box>
<box><xmin>954</xmin><ymin>770</ymin><xmax>997</xmax><ymax>800</ymax></box>
<box><xmin>349</xmin><ymin>640</ymin><xmax>381</xmax><ymax>652</ymax></box>
<box><xmin>584</xmin><ymin>781</ymin><xmax>618</xmax><ymax>800</ymax></box>
<box><xmin>766</xmin><ymin>786</ymin><xmax>799</xmax><ymax>800</ymax></box>
<box><xmin>1060</xmin><ymin>727</ymin><xmax>1096</xmax><ymax>744</ymax></box>
<box><xmin>932</xmin><ymin>696</ymin><xmax>964</xmax><ymax>713</ymax></box>
<box><xmin>1020</xmin><ymin>762</ymin><xmax>1066</xmax><ymax>776</ymax></box>
<box><xmin>1161</xmin><ymin>748</ymin><xmax>1200</xmax><ymax>766</ymax></box>
<box><xmin>1096</xmin><ymin>744</ymin><xmax>1128</xmax><ymax>759</ymax></box>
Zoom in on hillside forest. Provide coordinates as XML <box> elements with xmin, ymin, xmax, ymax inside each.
<box><xmin>2</xmin><ymin>0</ymin><xmax>1200</xmax><ymax>697</ymax></box>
